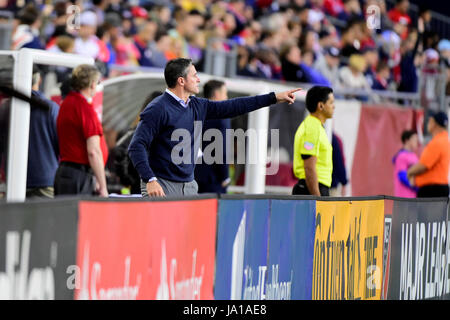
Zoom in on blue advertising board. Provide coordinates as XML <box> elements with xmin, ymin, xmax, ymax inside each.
<box><xmin>214</xmin><ymin>199</ymin><xmax>270</xmax><ymax>300</ymax></box>
<box><xmin>267</xmin><ymin>200</ymin><xmax>316</xmax><ymax>300</ymax></box>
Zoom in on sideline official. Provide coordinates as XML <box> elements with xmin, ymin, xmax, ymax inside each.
<box><xmin>292</xmin><ymin>86</ymin><xmax>335</xmax><ymax>196</ymax></box>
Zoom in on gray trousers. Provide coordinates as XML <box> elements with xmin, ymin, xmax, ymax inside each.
<box><xmin>140</xmin><ymin>177</ymin><xmax>198</xmax><ymax>197</ymax></box>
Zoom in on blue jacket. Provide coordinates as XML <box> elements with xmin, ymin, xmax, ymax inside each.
<box><xmin>27</xmin><ymin>91</ymin><xmax>59</xmax><ymax>188</ymax></box>
<box><xmin>128</xmin><ymin>91</ymin><xmax>276</xmax><ymax>182</ymax></box>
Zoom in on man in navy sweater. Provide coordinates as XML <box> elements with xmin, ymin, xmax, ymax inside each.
<box><xmin>128</xmin><ymin>58</ymin><xmax>301</xmax><ymax>197</ymax></box>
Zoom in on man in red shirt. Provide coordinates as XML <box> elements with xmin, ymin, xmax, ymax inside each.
<box><xmin>54</xmin><ymin>64</ymin><xmax>108</xmax><ymax>197</ymax></box>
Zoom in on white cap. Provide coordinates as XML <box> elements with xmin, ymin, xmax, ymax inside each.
<box><xmin>80</xmin><ymin>11</ymin><xmax>97</xmax><ymax>26</ymax></box>
<box><xmin>308</xmin><ymin>9</ymin><xmax>324</xmax><ymax>25</ymax></box>
<box><xmin>425</xmin><ymin>48</ymin><xmax>439</xmax><ymax>62</ymax></box>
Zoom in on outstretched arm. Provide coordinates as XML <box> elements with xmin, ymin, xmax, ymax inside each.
<box><xmin>275</xmin><ymin>88</ymin><xmax>302</xmax><ymax>105</ymax></box>
<box><xmin>205</xmin><ymin>88</ymin><xmax>302</xmax><ymax>119</ymax></box>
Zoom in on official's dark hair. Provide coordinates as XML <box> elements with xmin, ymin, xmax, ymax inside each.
<box><xmin>305</xmin><ymin>86</ymin><xmax>333</xmax><ymax>113</ymax></box>
<box><xmin>203</xmin><ymin>80</ymin><xmax>225</xmax><ymax>99</ymax></box>
<box><xmin>164</xmin><ymin>58</ymin><xmax>193</xmax><ymax>88</ymax></box>
<box><xmin>401</xmin><ymin>130</ymin><xmax>416</xmax><ymax>143</ymax></box>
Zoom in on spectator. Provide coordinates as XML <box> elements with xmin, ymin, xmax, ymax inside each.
<box><xmin>314</xmin><ymin>46</ymin><xmax>341</xmax><ymax>87</ymax></box>
<box><xmin>301</xmin><ymin>49</ymin><xmax>331</xmax><ymax>86</ymax></box>
<box><xmin>169</xmin><ymin>9</ymin><xmax>200</xmax><ymax>58</ymax></box>
<box><xmin>337</xmin><ymin>0</ymin><xmax>363</xmax><ymax>22</ymax></box>
<box><xmin>392</xmin><ymin>130</ymin><xmax>419</xmax><ymax>198</ymax></box>
<box><xmin>227</xmin><ymin>0</ymin><xmax>248</xmax><ymax>36</ymax></box>
<box><xmin>298</xmin><ymin>28</ymin><xmax>319</xmax><ymax>56</ymax></box>
<box><xmin>95</xmin><ymin>25</ymin><xmax>112</xmax><ymax>69</ymax></box>
<box><xmin>408</xmin><ymin>112</ymin><xmax>450</xmax><ymax>198</ymax></box>
<box><xmin>398</xmin><ymin>24</ymin><xmax>422</xmax><ymax>93</ymax></box>
<box><xmin>54</xmin><ymin>64</ymin><xmax>108</xmax><ymax>197</ymax></box>
<box><xmin>323</xmin><ymin>0</ymin><xmax>345</xmax><ymax>17</ymax></box>
<box><xmin>358</xmin><ymin>19</ymin><xmax>376</xmax><ymax>51</ymax></box>
<box><xmin>280</xmin><ymin>42</ymin><xmax>309</xmax><ymax>83</ymax></box>
<box><xmin>133</xmin><ymin>20</ymin><xmax>157</xmax><ymax>67</ymax></box>
<box><xmin>47</xmin><ymin>1</ymin><xmax>71</xmax><ymax>40</ymax></box>
<box><xmin>339</xmin><ymin>21</ymin><xmax>360</xmax><ymax>59</ymax></box>
<box><xmin>387</xmin><ymin>0</ymin><xmax>411</xmax><ymax>39</ymax></box>
<box><xmin>318</xmin><ymin>27</ymin><xmax>339</xmax><ymax>51</ymax></box>
<box><xmin>11</xmin><ymin>3</ymin><xmax>44</xmax><ymax>50</ymax></box>
<box><xmin>149</xmin><ymin>4</ymin><xmax>173</xmax><ymax>27</ymax></box>
<box><xmin>112</xmin><ymin>31</ymin><xmax>141</xmax><ymax>66</ymax></box>
<box><xmin>362</xmin><ymin>46</ymin><xmax>379</xmax><ymax>88</ymax></box>
<box><xmin>418</xmin><ymin>4</ymin><xmax>433</xmax><ymax>50</ymax></box>
<box><xmin>74</xmin><ymin>11</ymin><xmax>100</xmax><ymax>59</ymax></box>
<box><xmin>26</xmin><ymin>68</ymin><xmax>60</xmax><ymax>199</ymax></box>
<box><xmin>338</xmin><ymin>54</ymin><xmax>371</xmax><ymax>91</ymax></box>
<box><xmin>87</xmin><ymin>0</ymin><xmax>109</xmax><ymax>26</ymax></box>
<box><xmin>438</xmin><ymin>39</ymin><xmax>450</xmax><ymax>64</ymax></box>
<box><xmin>379</xmin><ymin>29</ymin><xmax>402</xmax><ymax>83</ymax></box>
<box><xmin>149</xmin><ymin>28</ymin><xmax>170</xmax><ymax>68</ymax></box>
<box><xmin>47</xmin><ymin>35</ymin><xmax>76</xmax><ymax>83</ymax></box>
<box><xmin>238</xmin><ymin>48</ymin><xmax>271</xmax><ymax>79</ymax></box>
<box><xmin>372</xmin><ymin>60</ymin><xmax>391</xmax><ymax>90</ymax></box>
<box><xmin>131</xmin><ymin>6</ymin><xmax>150</xmax><ymax>29</ymax></box>
<box><xmin>194</xmin><ymin>80</ymin><xmax>231</xmax><ymax>194</ymax></box>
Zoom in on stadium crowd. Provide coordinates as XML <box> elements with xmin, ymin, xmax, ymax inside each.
<box><xmin>2</xmin><ymin>0</ymin><xmax>450</xmax><ymax>95</ymax></box>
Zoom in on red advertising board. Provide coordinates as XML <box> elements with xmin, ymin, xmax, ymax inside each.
<box><xmin>75</xmin><ymin>199</ymin><xmax>218</xmax><ymax>300</ymax></box>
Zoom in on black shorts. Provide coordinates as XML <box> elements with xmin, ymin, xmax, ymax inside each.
<box><xmin>292</xmin><ymin>179</ymin><xmax>330</xmax><ymax>196</ymax></box>
<box><xmin>417</xmin><ymin>184</ymin><xmax>449</xmax><ymax>198</ymax></box>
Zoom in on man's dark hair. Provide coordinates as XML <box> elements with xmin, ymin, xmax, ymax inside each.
<box><xmin>401</xmin><ymin>130</ymin><xmax>416</xmax><ymax>143</ymax></box>
<box><xmin>155</xmin><ymin>28</ymin><xmax>168</xmax><ymax>42</ymax></box>
<box><xmin>18</xmin><ymin>4</ymin><xmax>39</xmax><ymax>25</ymax></box>
<box><xmin>419</xmin><ymin>4</ymin><xmax>430</xmax><ymax>16</ymax></box>
<box><xmin>203</xmin><ymin>80</ymin><xmax>225</xmax><ymax>99</ymax></box>
<box><xmin>164</xmin><ymin>58</ymin><xmax>193</xmax><ymax>88</ymax></box>
<box><xmin>305</xmin><ymin>86</ymin><xmax>333</xmax><ymax>113</ymax></box>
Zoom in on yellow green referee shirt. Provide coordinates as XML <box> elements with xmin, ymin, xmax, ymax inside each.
<box><xmin>293</xmin><ymin>115</ymin><xmax>333</xmax><ymax>187</ymax></box>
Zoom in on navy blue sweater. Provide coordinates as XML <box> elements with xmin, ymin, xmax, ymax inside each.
<box><xmin>128</xmin><ymin>91</ymin><xmax>277</xmax><ymax>182</ymax></box>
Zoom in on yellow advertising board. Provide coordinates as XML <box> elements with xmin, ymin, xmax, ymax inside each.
<box><xmin>312</xmin><ymin>200</ymin><xmax>385</xmax><ymax>300</ymax></box>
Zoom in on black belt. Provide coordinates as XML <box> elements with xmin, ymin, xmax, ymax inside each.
<box><xmin>60</xmin><ymin>161</ymin><xmax>91</xmax><ymax>173</ymax></box>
